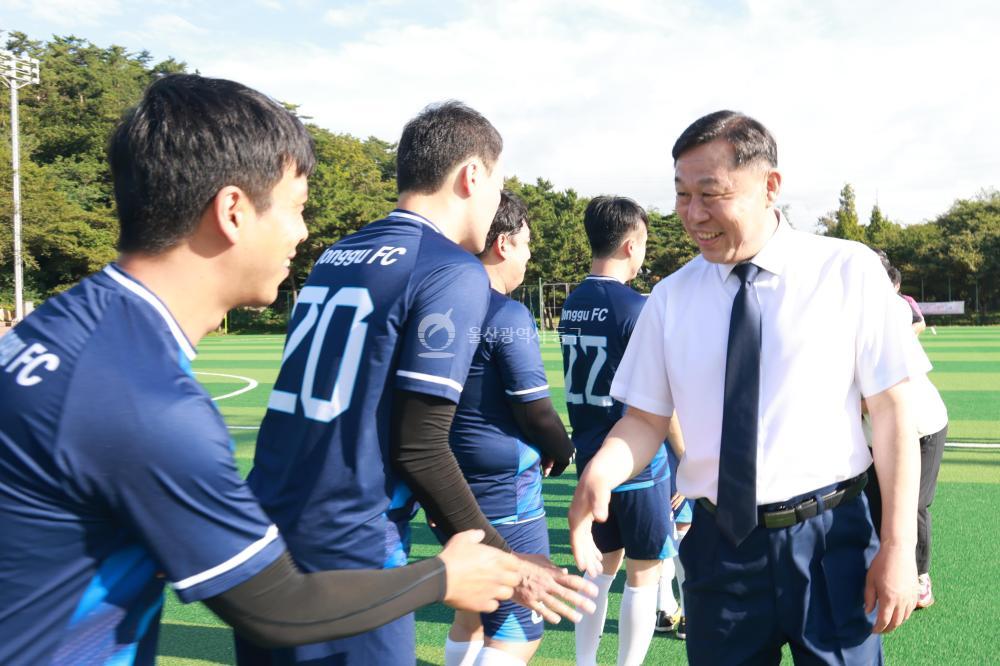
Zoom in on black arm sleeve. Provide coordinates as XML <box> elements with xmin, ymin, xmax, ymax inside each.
<box><xmin>389</xmin><ymin>389</ymin><xmax>510</xmax><ymax>552</ymax></box>
<box><xmin>509</xmin><ymin>397</ymin><xmax>575</xmax><ymax>477</ymax></box>
<box><xmin>203</xmin><ymin>551</ymin><xmax>445</xmax><ymax>648</ymax></box>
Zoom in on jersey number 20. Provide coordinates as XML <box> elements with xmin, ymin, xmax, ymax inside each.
<box><xmin>268</xmin><ymin>285</ymin><xmax>373</xmax><ymax>422</ymax></box>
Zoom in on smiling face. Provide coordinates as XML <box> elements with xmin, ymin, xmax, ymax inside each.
<box><xmin>673</xmin><ymin>139</ymin><xmax>781</xmax><ymax>264</ymax></box>
<box><xmin>240</xmin><ymin>164</ymin><xmax>309</xmax><ymax>306</ymax></box>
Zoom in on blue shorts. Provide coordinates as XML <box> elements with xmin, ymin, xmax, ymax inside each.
<box><xmin>234</xmin><ymin>611</ymin><xmax>415</xmax><ymax>666</ymax></box>
<box><xmin>593</xmin><ymin>481</ymin><xmax>676</xmax><ymax>560</ymax></box>
<box><xmin>483</xmin><ymin>518</ymin><xmax>550</xmax><ymax>643</ymax></box>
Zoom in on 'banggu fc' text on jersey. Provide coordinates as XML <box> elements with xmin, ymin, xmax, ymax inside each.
<box><xmin>559</xmin><ymin>276</ymin><xmax>667</xmax><ymax>491</ymax></box>
<box><xmin>449</xmin><ymin>290</ymin><xmax>551</xmax><ymax>525</ymax></box>
<box><xmin>249</xmin><ymin>210</ymin><xmax>490</xmax><ymax>572</ymax></box>
<box><xmin>0</xmin><ymin>266</ymin><xmax>284</xmax><ymax>666</ymax></box>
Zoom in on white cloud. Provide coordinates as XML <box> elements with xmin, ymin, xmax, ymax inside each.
<box><xmin>144</xmin><ymin>14</ymin><xmax>206</xmax><ymax>35</ymax></box>
<box><xmin>8</xmin><ymin>0</ymin><xmax>997</xmax><ymax>229</ymax></box>
<box><xmin>256</xmin><ymin>0</ymin><xmax>284</xmax><ymax>10</ymax></box>
<box><xmin>322</xmin><ymin>7</ymin><xmax>367</xmax><ymax>27</ymax></box>
<box><xmin>13</xmin><ymin>0</ymin><xmax>121</xmax><ymax>27</ymax></box>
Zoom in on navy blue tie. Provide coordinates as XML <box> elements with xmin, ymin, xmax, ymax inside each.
<box><xmin>717</xmin><ymin>262</ymin><xmax>762</xmax><ymax>546</ymax></box>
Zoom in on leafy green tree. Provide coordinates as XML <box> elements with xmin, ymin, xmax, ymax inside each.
<box><xmin>825</xmin><ymin>183</ymin><xmax>866</xmax><ymax>241</ymax></box>
<box><xmin>866</xmin><ymin>203</ymin><xmax>900</xmax><ymax>248</ymax></box>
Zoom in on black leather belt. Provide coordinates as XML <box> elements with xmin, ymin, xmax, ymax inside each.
<box><xmin>697</xmin><ymin>473</ymin><xmax>868</xmax><ymax>529</ymax></box>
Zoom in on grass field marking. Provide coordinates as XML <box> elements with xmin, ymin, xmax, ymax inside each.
<box><xmin>193</xmin><ymin>372</ymin><xmax>259</xmax><ymax>401</ymax></box>
<box><xmin>945</xmin><ymin>442</ymin><xmax>1000</xmax><ymax>449</ymax></box>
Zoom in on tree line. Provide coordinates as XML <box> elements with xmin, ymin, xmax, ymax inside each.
<box><xmin>0</xmin><ymin>33</ymin><xmax>996</xmax><ymax>320</ymax></box>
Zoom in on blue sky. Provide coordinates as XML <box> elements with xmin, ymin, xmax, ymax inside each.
<box><xmin>2</xmin><ymin>0</ymin><xmax>998</xmax><ymax>229</ymax></box>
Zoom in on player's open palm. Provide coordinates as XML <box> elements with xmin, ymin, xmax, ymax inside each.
<box><xmin>439</xmin><ymin>530</ymin><xmax>521</xmax><ymax>613</ymax></box>
<box><xmin>511</xmin><ymin>553</ymin><xmax>598</xmax><ymax>624</ymax></box>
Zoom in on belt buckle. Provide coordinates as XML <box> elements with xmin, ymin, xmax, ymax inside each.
<box><xmin>764</xmin><ymin>507</ymin><xmax>796</xmax><ymax>528</ymax></box>
<box><xmin>794</xmin><ymin>498</ymin><xmax>818</xmax><ymax>522</ymax></box>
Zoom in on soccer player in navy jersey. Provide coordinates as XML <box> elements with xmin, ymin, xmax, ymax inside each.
<box><xmin>242</xmin><ymin>104</ymin><xmax>595</xmax><ymax>666</ymax></box>
<box><xmin>442</xmin><ymin>191</ymin><xmax>575</xmax><ymax>666</ymax></box>
<box><xmin>558</xmin><ymin>196</ymin><xmax>684</xmax><ymax>666</ymax></box>
<box><xmin>0</xmin><ymin>75</ymin><xmax>529</xmax><ymax>666</ymax></box>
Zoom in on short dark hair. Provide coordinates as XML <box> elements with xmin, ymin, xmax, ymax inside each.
<box><xmin>583</xmin><ymin>196</ymin><xmax>648</xmax><ymax>259</ymax></box>
<box><xmin>396</xmin><ymin>100</ymin><xmax>503</xmax><ymax>194</ymax></box>
<box><xmin>480</xmin><ymin>190</ymin><xmax>529</xmax><ymax>257</ymax></box>
<box><xmin>109</xmin><ymin>74</ymin><xmax>315</xmax><ymax>254</ymax></box>
<box><xmin>887</xmin><ymin>265</ymin><xmax>902</xmax><ymax>288</ymax></box>
<box><xmin>671</xmin><ymin>110</ymin><xmax>777</xmax><ymax>169</ymax></box>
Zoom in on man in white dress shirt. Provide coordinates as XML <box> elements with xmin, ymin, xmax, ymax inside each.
<box><xmin>568</xmin><ymin>110</ymin><xmax>924</xmax><ymax>664</ymax></box>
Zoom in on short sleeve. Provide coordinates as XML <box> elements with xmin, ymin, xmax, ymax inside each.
<box><xmin>854</xmin><ymin>252</ymin><xmax>932</xmax><ymax>398</ymax></box>
<box><xmin>610</xmin><ymin>285</ymin><xmax>675</xmax><ymax>417</ymax></box>
<box><xmin>68</xmin><ymin>381</ymin><xmax>284</xmax><ymax>603</ymax></box>
<box><xmin>395</xmin><ymin>260</ymin><xmax>491</xmax><ymax>403</ymax></box>
<box><xmin>493</xmin><ymin>302</ymin><xmax>550</xmax><ymax>404</ymax></box>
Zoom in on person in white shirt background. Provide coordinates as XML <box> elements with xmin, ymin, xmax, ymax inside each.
<box><xmin>864</xmin><ymin>258</ymin><xmax>949</xmax><ymax>611</ymax></box>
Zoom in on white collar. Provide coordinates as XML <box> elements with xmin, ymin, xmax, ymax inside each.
<box><xmin>716</xmin><ymin>209</ymin><xmax>792</xmax><ymax>282</ymax></box>
<box><xmin>387</xmin><ymin>209</ymin><xmax>443</xmax><ymax>235</ymax></box>
<box><xmin>103</xmin><ymin>264</ymin><xmax>196</xmax><ymax>361</ymax></box>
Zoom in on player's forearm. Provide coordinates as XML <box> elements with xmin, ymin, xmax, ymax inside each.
<box><xmin>389</xmin><ymin>389</ymin><xmax>509</xmax><ymax>551</ymax></box>
<box><xmin>665</xmin><ymin>411</ymin><xmax>685</xmax><ymax>459</ymax></box>
<box><xmin>585</xmin><ymin>408</ymin><xmax>671</xmax><ymax>489</ymax></box>
<box><xmin>205</xmin><ymin>552</ymin><xmax>445</xmax><ymax>647</ymax></box>
<box><xmin>510</xmin><ymin>398</ymin><xmax>574</xmax><ymax>470</ymax></box>
<box><xmin>868</xmin><ymin>381</ymin><xmax>920</xmax><ymax>547</ymax></box>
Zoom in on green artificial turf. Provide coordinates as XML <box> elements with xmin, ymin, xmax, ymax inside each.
<box><xmin>158</xmin><ymin>326</ymin><xmax>1000</xmax><ymax>664</ymax></box>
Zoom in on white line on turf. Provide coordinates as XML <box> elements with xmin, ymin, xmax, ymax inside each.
<box><xmin>193</xmin><ymin>372</ymin><xmax>259</xmax><ymax>401</ymax></box>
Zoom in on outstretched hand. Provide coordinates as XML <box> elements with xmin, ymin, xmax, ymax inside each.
<box><xmin>438</xmin><ymin>530</ymin><xmax>522</xmax><ymax>613</ymax></box>
<box><xmin>511</xmin><ymin>553</ymin><xmax>598</xmax><ymax>624</ymax></box>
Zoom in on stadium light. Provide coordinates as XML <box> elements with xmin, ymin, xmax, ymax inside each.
<box><xmin>0</xmin><ymin>49</ymin><xmax>40</xmax><ymax>323</ymax></box>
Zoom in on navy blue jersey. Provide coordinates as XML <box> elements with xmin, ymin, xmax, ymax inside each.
<box><xmin>249</xmin><ymin>210</ymin><xmax>490</xmax><ymax>572</ymax></box>
<box><xmin>559</xmin><ymin>276</ymin><xmax>667</xmax><ymax>491</ymax></box>
<box><xmin>0</xmin><ymin>266</ymin><xmax>283</xmax><ymax>666</ymax></box>
<box><xmin>449</xmin><ymin>290</ymin><xmax>550</xmax><ymax>524</ymax></box>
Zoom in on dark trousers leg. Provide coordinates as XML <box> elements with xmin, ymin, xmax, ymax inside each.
<box><xmin>680</xmin><ymin>499</ymin><xmax>882</xmax><ymax>666</ymax></box>
<box><xmin>863</xmin><ymin>463</ymin><xmax>882</xmax><ymax>539</ymax></box>
<box><xmin>916</xmin><ymin>425</ymin><xmax>948</xmax><ymax>575</ymax></box>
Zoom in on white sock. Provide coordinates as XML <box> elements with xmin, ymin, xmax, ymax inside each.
<box><xmin>674</xmin><ymin>555</ymin><xmax>686</xmax><ymax>614</ymax></box>
<box><xmin>617</xmin><ymin>584</ymin><xmax>659</xmax><ymax>666</ymax></box>
<box><xmin>445</xmin><ymin>638</ymin><xmax>484</xmax><ymax>666</ymax></box>
<box><xmin>658</xmin><ymin>558</ymin><xmax>678</xmax><ymax>615</ymax></box>
<box><xmin>575</xmin><ymin>572</ymin><xmax>615</xmax><ymax>666</ymax></box>
<box><xmin>474</xmin><ymin>646</ymin><xmax>526</xmax><ymax>666</ymax></box>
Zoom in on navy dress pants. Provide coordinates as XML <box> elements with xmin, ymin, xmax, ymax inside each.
<box><xmin>680</xmin><ymin>494</ymin><xmax>883</xmax><ymax>665</ymax></box>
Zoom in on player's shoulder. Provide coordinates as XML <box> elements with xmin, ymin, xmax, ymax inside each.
<box><xmin>414</xmin><ymin>234</ymin><xmax>488</xmax><ymax>286</ymax></box>
<box><xmin>489</xmin><ymin>291</ymin><xmax>534</xmax><ymax>327</ymax></box>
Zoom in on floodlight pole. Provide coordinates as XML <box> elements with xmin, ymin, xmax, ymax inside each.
<box><xmin>0</xmin><ymin>50</ymin><xmax>40</xmax><ymax>323</ymax></box>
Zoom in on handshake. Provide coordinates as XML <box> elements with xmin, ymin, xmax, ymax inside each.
<box><xmin>438</xmin><ymin>529</ymin><xmax>598</xmax><ymax>622</ymax></box>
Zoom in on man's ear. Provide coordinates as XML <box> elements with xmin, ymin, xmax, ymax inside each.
<box><xmin>208</xmin><ymin>186</ymin><xmax>250</xmax><ymax>245</ymax></box>
<box><xmin>765</xmin><ymin>168</ymin><xmax>782</xmax><ymax>206</ymax></box>
<box><xmin>622</xmin><ymin>236</ymin><xmax>635</xmax><ymax>259</ymax></box>
<box><xmin>457</xmin><ymin>159</ymin><xmax>482</xmax><ymax>198</ymax></box>
<box><xmin>494</xmin><ymin>233</ymin><xmax>509</xmax><ymax>259</ymax></box>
